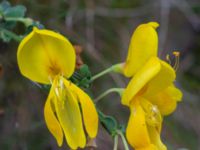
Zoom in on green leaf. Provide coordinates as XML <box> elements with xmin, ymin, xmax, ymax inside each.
<box><xmin>4</xmin><ymin>5</ymin><xmax>26</xmax><ymax>18</ymax></box>
<box><xmin>0</xmin><ymin>1</ymin><xmax>10</xmax><ymax>14</ymax></box>
<box><xmin>0</xmin><ymin>27</ymin><xmax>22</xmax><ymax>42</ymax></box>
<box><xmin>0</xmin><ymin>1</ymin><xmax>28</xmax><ymax>32</ymax></box>
<box><xmin>98</xmin><ymin>110</ymin><xmax>118</xmax><ymax>136</ymax></box>
<box><xmin>0</xmin><ymin>29</ymin><xmax>11</xmax><ymax>42</ymax></box>
<box><xmin>0</xmin><ymin>21</ymin><xmax>16</xmax><ymax>30</ymax></box>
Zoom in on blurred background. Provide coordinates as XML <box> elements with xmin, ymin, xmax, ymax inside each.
<box><xmin>0</xmin><ymin>0</ymin><xmax>200</xmax><ymax>149</ymax></box>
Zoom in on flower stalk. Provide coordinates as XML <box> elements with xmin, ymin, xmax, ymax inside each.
<box><xmin>113</xmin><ymin>135</ymin><xmax>119</xmax><ymax>150</ymax></box>
<box><xmin>95</xmin><ymin>88</ymin><xmax>124</xmax><ymax>103</ymax></box>
<box><xmin>117</xmin><ymin>130</ymin><xmax>129</xmax><ymax>150</ymax></box>
<box><xmin>91</xmin><ymin>63</ymin><xmax>123</xmax><ymax>82</ymax></box>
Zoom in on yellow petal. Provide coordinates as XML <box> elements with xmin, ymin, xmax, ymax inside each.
<box><xmin>17</xmin><ymin>27</ymin><xmax>76</xmax><ymax>84</ymax></box>
<box><xmin>148</xmin><ymin>125</ymin><xmax>167</xmax><ymax>150</ymax></box>
<box><xmin>44</xmin><ymin>84</ymin><xmax>63</xmax><ymax>146</ymax></box>
<box><xmin>167</xmin><ymin>84</ymin><xmax>182</xmax><ymax>102</ymax></box>
<box><xmin>136</xmin><ymin>144</ymin><xmax>158</xmax><ymax>150</ymax></box>
<box><xmin>53</xmin><ymin>77</ymin><xmax>86</xmax><ymax>149</ymax></box>
<box><xmin>148</xmin><ymin>84</ymin><xmax>182</xmax><ymax>115</ymax></box>
<box><xmin>123</xmin><ymin>22</ymin><xmax>159</xmax><ymax>77</ymax></box>
<box><xmin>122</xmin><ymin>57</ymin><xmax>161</xmax><ymax>106</ymax></box>
<box><xmin>144</xmin><ymin>60</ymin><xmax>176</xmax><ymax>97</ymax></box>
<box><xmin>67</xmin><ymin>80</ymin><xmax>98</xmax><ymax>138</ymax></box>
<box><xmin>126</xmin><ymin>99</ymin><xmax>151</xmax><ymax>149</ymax></box>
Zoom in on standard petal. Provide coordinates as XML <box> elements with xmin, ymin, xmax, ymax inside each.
<box><xmin>54</xmin><ymin>78</ymin><xmax>86</xmax><ymax>149</ymax></box>
<box><xmin>17</xmin><ymin>27</ymin><xmax>76</xmax><ymax>84</ymax></box>
<box><xmin>122</xmin><ymin>57</ymin><xmax>161</xmax><ymax>106</ymax></box>
<box><xmin>44</xmin><ymin>85</ymin><xmax>63</xmax><ymax>146</ymax></box>
<box><xmin>67</xmin><ymin>80</ymin><xmax>98</xmax><ymax>138</ymax></box>
<box><xmin>148</xmin><ymin>125</ymin><xmax>167</xmax><ymax>150</ymax></box>
<box><xmin>148</xmin><ymin>84</ymin><xmax>182</xmax><ymax>116</ymax></box>
<box><xmin>126</xmin><ymin>99</ymin><xmax>151</xmax><ymax>149</ymax></box>
<box><xmin>123</xmin><ymin>22</ymin><xmax>159</xmax><ymax>77</ymax></box>
<box><xmin>144</xmin><ymin>60</ymin><xmax>176</xmax><ymax>97</ymax></box>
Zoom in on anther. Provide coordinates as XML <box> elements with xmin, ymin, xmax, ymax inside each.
<box><xmin>173</xmin><ymin>51</ymin><xmax>180</xmax><ymax>57</ymax></box>
<box><xmin>173</xmin><ymin>51</ymin><xmax>180</xmax><ymax>71</ymax></box>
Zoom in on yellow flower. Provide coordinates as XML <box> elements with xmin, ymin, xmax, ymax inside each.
<box><xmin>17</xmin><ymin>28</ymin><xmax>98</xmax><ymax>149</ymax></box>
<box><xmin>121</xmin><ymin>22</ymin><xmax>182</xmax><ymax>149</ymax></box>
<box><xmin>123</xmin><ymin>22</ymin><xmax>159</xmax><ymax>77</ymax></box>
<box><xmin>122</xmin><ymin>57</ymin><xmax>182</xmax><ymax>149</ymax></box>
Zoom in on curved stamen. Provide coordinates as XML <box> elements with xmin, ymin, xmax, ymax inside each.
<box><xmin>166</xmin><ymin>54</ymin><xmax>171</xmax><ymax>65</ymax></box>
<box><xmin>173</xmin><ymin>51</ymin><xmax>180</xmax><ymax>71</ymax></box>
<box><xmin>166</xmin><ymin>51</ymin><xmax>180</xmax><ymax>71</ymax></box>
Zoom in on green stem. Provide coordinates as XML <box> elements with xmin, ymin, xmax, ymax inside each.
<box><xmin>91</xmin><ymin>63</ymin><xmax>123</xmax><ymax>82</ymax></box>
<box><xmin>5</xmin><ymin>17</ymin><xmax>33</xmax><ymax>27</ymax></box>
<box><xmin>113</xmin><ymin>135</ymin><xmax>119</xmax><ymax>150</ymax></box>
<box><xmin>95</xmin><ymin>88</ymin><xmax>124</xmax><ymax>103</ymax></box>
<box><xmin>0</xmin><ymin>28</ymin><xmax>22</xmax><ymax>42</ymax></box>
<box><xmin>118</xmin><ymin>130</ymin><xmax>129</xmax><ymax>150</ymax></box>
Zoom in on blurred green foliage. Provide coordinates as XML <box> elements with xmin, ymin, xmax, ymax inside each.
<box><xmin>0</xmin><ymin>1</ymin><xmax>25</xmax><ymax>42</ymax></box>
